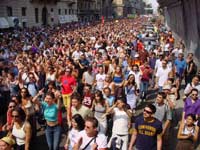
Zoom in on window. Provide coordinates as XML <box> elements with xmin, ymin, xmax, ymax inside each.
<box><xmin>58</xmin><ymin>9</ymin><xmax>61</xmax><ymax>15</ymax></box>
<box><xmin>35</xmin><ymin>8</ymin><xmax>39</xmax><ymax>23</ymax></box>
<box><xmin>7</xmin><ymin>6</ymin><xmax>13</xmax><ymax>16</ymax></box>
<box><xmin>22</xmin><ymin>7</ymin><xmax>26</xmax><ymax>16</ymax></box>
<box><xmin>22</xmin><ymin>22</ymin><xmax>26</xmax><ymax>28</ymax></box>
<box><xmin>65</xmin><ymin>9</ymin><xmax>67</xmax><ymax>15</ymax></box>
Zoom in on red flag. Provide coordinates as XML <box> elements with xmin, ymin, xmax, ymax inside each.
<box><xmin>101</xmin><ymin>16</ymin><xmax>104</xmax><ymax>25</ymax></box>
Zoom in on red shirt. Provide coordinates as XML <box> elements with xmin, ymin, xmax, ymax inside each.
<box><xmin>137</xmin><ymin>42</ymin><xmax>144</xmax><ymax>51</ymax></box>
<box><xmin>61</xmin><ymin>75</ymin><xmax>76</xmax><ymax>94</ymax></box>
<box><xmin>82</xmin><ymin>93</ymin><xmax>94</xmax><ymax>108</ymax></box>
<box><xmin>140</xmin><ymin>65</ymin><xmax>152</xmax><ymax>81</ymax></box>
<box><xmin>7</xmin><ymin>110</ymin><xmax>12</xmax><ymax>125</ymax></box>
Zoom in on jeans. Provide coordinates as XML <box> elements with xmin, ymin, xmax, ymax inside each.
<box><xmin>45</xmin><ymin>125</ymin><xmax>61</xmax><ymax>150</ymax></box>
<box><xmin>140</xmin><ymin>81</ymin><xmax>149</xmax><ymax>99</ymax></box>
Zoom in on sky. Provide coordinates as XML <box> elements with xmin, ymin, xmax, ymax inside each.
<box><xmin>144</xmin><ymin>0</ymin><xmax>159</xmax><ymax>14</ymax></box>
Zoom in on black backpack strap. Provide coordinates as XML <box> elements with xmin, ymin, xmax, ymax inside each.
<box><xmin>82</xmin><ymin>136</ymin><xmax>97</xmax><ymax>150</ymax></box>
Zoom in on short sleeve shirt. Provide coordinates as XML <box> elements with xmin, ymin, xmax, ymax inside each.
<box><xmin>42</xmin><ymin>101</ymin><xmax>58</xmax><ymax>122</ymax></box>
<box><xmin>154</xmin><ymin>103</ymin><xmax>172</xmax><ymax>124</ymax></box>
<box><xmin>61</xmin><ymin>75</ymin><xmax>76</xmax><ymax>94</ymax></box>
<box><xmin>184</xmin><ymin>97</ymin><xmax>200</xmax><ymax>118</ymax></box>
<box><xmin>75</xmin><ymin>130</ymin><xmax>107</xmax><ymax>150</ymax></box>
<box><xmin>135</xmin><ymin>116</ymin><xmax>163</xmax><ymax>150</ymax></box>
<box><xmin>71</xmin><ymin>105</ymin><xmax>93</xmax><ymax>119</ymax></box>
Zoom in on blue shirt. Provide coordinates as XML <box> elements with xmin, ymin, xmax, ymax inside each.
<box><xmin>174</xmin><ymin>58</ymin><xmax>186</xmax><ymax>75</ymax></box>
<box><xmin>42</xmin><ymin>102</ymin><xmax>58</xmax><ymax>122</ymax></box>
<box><xmin>135</xmin><ymin>116</ymin><xmax>162</xmax><ymax>150</ymax></box>
<box><xmin>104</xmin><ymin>95</ymin><xmax>115</xmax><ymax>107</ymax></box>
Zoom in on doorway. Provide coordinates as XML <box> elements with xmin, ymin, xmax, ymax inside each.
<box><xmin>42</xmin><ymin>7</ymin><xmax>48</xmax><ymax>26</ymax></box>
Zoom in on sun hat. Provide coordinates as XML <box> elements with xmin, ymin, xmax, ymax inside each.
<box><xmin>0</xmin><ymin>136</ymin><xmax>15</xmax><ymax>146</ymax></box>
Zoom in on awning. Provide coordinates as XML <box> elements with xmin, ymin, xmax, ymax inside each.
<box><xmin>6</xmin><ymin>17</ymin><xmax>21</xmax><ymax>27</ymax></box>
<box><xmin>58</xmin><ymin>15</ymin><xmax>78</xmax><ymax>24</ymax></box>
<box><xmin>0</xmin><ymin>17</ymin><xmax>9</xmax><ymax>29</ymax></box>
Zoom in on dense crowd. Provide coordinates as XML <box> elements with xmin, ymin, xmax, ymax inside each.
<box><xmin>0</xmin><ymin>16</ymin><xmax>200</xmax><ymax>150</ymax></box>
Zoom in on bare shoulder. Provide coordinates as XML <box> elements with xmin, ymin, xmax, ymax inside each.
<box><xmin>24</xmin><ymin>121</ymin><xmax>31</xmax><ymax>129</ymax></box>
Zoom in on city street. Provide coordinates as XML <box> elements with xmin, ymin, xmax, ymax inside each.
<box><xmin>32</xmin><ymin>88</ymin><xmax>190</xmax><ymax>150</ymax></box>
<box><xmin>0</xmin><ymin>0</ymin><xmax>200</xmax><ymax>150</ymax></box>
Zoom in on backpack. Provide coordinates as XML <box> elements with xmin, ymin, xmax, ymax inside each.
<box><xmin>192</xmin><ymin>62</ymin><xmax>198</xmax><ymax>74</ymax></box>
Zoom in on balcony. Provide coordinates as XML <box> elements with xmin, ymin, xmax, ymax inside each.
<box><xmin>29</xmin><ymin>0</ymin><xmax>76</xmax><ymax>4</ymax></box>
<box><xmin>29</xmin><ymin>0</ymin><xmax>59</xmax><ymax>3</ymax></box>
<box><xmin>157</xmin><ymin>0</ymin><xmax>181</xmax><ymax>8</ymax></box>
<box><xmin>78</xmin><ymin>9</ymin><xmax>100</xmax><ymax>15</ymax></box>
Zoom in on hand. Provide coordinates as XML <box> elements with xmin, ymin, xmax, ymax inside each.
<box><xmin>38</xmin><ymin>88</ymin><xmax>44</xmax><ymax>96</ymax></box>
<box><xmin>91</xmin><ymin>143</ymin><xmax>98</xmax><ymax>150</ymax></box>
<box><xmin>64</xmin><ymin>144</ymin><xmax>68</xmax><ymax>150</ymax></box>
<box><xmin>154</xmin><ymin>85</ymin><xmax>158</xmax><ymax>90</ymax></box>
<box><xmin>187</xmin><ymin>133</ymin><xmax>193</xmax><ymax>138</ymax></box>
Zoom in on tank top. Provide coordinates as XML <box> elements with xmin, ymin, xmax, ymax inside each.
<box><xmin>46</xmin><ymin>73</ymin><xmax>56</xmax><ymax>82</ymax></box>
<box><xmin>94</xmin><ymin>104</ymin><xmax>106</xmax><ymax>121</ymax></box>
<box><xmin>12</xmin><ymin>123</ymin><xmax>26</xmax><ymax>145</ymax></box>
<box><xmin>113</xmin><ymin>76</ymin><xmax>123</xmax><ymax>84</ymax></box>
<box><xmin>182</xmin><ymin>124</ymin><xmax>195</xmax><ymax>135</ymax></box>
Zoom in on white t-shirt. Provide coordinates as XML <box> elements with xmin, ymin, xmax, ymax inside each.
<box><xmin>156</xmin><ymin>67</ymin><xmax>172</xmax><ymax>87</ymax></box>
<box><xmin>155</xmin><ymin>59</ymin><xmax>162</xmax><ymax>71</ymax></box>
<box><xmin>83</xmin><ymin>71</ymin><xmax>95</xmax><ymax>85</ymax></box>
<box><xmin>95</xmin><ymin>73</ymin><xmax>106</xmax><ymax>91</ymax></box>
<box><xmin>112</xmin><ymin>108</ymin><xmax>129</xmax><ymax>135</ymax></box>
<box><xmin>72</xmin><ymin>51</ymin><xmax>83</xmax><ymax>60</ymax></box>
<box><xmin>164</xmin><ymin>43</ymin><xmax>170</xmax><ymax>52</ymax></box>
<box><xmin>68</xmin><ymin>128</ymin><xmax>80</xmax><ymax>148</ymax></box>
<box><xmin>75</xmin><ymin>130</ymin><xmax>107</xmax><ymax>150</ymax></box>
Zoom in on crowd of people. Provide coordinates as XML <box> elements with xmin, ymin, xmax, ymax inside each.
<box><xmin>0</xmin><ymin>15</ymin><xmax>200</xmax><ymax>150</ymax></box>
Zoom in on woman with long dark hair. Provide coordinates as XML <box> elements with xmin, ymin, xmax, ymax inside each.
<box><xmin>176</xmin><ymin>114</ymin><xmax>199</xmax><ymax>150</ymax></box>
<box><xmin>124</xmin><ymin>74</ymin><xmax>139</xmax><ymax>112</ymax></box>
<box><xmin>64</xmin><ymin>114</ymin><xmax>85</xmax><ymax>150</ymax></box>
<box><xmin>11</xmin><ymin>107</ymin><xmax>31</xmax><ymax>150</ymax></box>
<box><xmin>92</xmin><ymin>90</ymin><xmax>109</xmax><ymax>134</ymax></box>
<box><xmin>20</xmin><ymin>87</ymin><xmax>37</xmax><ymax>139</ymax></box>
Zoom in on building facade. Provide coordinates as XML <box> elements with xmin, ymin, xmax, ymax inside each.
<box><xmin>0</xmin><ymin>0</ymin><xmax>78</xmax><ymax>27</ymax></box>
<box><xmin>77</xmin><ymin>0</ymin><xmax>100</xmax><ymax>22</ymax></box>
<box><xmin>111</xmin><ymin>0</ymin><xmax>145</xmax><ymax>18</ymax></box>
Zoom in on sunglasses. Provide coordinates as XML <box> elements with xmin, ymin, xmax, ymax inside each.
<box><xmin>12</xmin><ymin>115</ymin><xmax>19</xmax><ymax>118</ymax></box>
<box><xmin>85</xmin><ymin>125</ymin><xmax>92</xmax><ymax>129</ymax></box>
<box><xmin>9</xmin><ymin>106</ymin><xmax>15</xmax><ymax>108</ymax></box>
<box><xmin>144</xmin><ymin>109</ymin><xmax>153</xmax><ymax>114</ymax></box>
